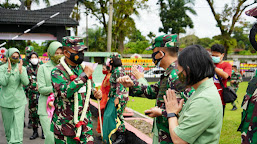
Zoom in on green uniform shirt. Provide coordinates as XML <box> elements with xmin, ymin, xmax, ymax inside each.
<box><xmin>174</xmin><ymin>78</ymin><xmax>223</xmax><ymax>144</ymax></box>
<box><xmin>37</xmin><ymin>61</ymin><xmax>55</xmax><ymax>115</ymax></box>
<box><xmin>0</xmin><ymin>62</ymin><xmax>29</xmax><ymax>108</ymax></box>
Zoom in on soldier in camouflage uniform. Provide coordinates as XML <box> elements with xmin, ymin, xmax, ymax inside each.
<box><xmin>118</xmin><ymin>34</ymin><xmax>194</xmax><ymax>144</ymax></box>
<box><xmin>103</xmin><ymin>53</ymin><xmax>129</xmax><ymax>144</ymax></box>
<box><xmin>25</xmin><ymin>52</ymin><xmax>41</xmax><ymax>140</ymax></box>
<box><xmin>51</xmin><ymin>36</ymin><xmax>102</xmax><ymax>144</ymax></box>
<box><xmin>23</xmin><ymin>46</ymin><xmax>34</xmax><ymax>67</ymax></box>
<box><xmin>23</xmin><ymin>45</ymin><xmax>43</xmax><ymax>128</ymax></box>
<box><xmin>230</xmin><ymin>65</ymin><xmax>242</xmax><ymax>111</ymax></box>
<box><xmin>238</xmin><ymin>75</ymin><xmax>257</xmax><ymax>144</ymax></box>
<box><xmin>23</xmin><ymin>46</ymin><xmax>44</xmax><ymax>67</ymax></box>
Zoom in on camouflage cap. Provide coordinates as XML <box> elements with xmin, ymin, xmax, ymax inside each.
<box><xmin>62</xmin><ymin>36</ymin><xmax>87</xmax><ymax>51</ymax></box>
<box><xmin>109</xmin><ymin>53</ymin><xmax>121</xmax><ymax>59</ymax></box>
<box><xmin>146</xmin><ymin>34</ymin><xmax>179</xmax><ymax>50</ymax></box>
<box><xmin>25</xmin><ymin>46</ymin><xmax>34</xmax><ymax>53</ymax></box>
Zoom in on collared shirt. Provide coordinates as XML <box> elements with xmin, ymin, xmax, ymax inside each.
<box><xmin>174</xmin><ymin>78</ymin><xmax>223</xmax><ymax>144</ymax></box>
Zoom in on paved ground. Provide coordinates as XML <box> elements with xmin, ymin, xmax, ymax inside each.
<box><xmin>0</xmin><ymin>103</ymin><xmax>102</xmax><ymax>144</ymax></box>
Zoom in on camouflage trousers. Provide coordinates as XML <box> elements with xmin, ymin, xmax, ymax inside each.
<box><xmin>117</xmin><ymin>97</ymin><xmax>128</xmax><ymax>132</ymax></box>
<box><xmin>54</xmin><ymin>130</ymin><xmax>94</xmax><ymax>144</ymax></box>
<box><xmin>28</xmin><ymin>93</ymin><xmax>40</xmax><ymax>128</ymax></box>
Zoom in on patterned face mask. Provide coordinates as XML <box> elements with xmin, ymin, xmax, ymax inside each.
<box><xmin>51</xmin><ymin>55</ymin><xmax>63</xmax><ymax>64</ymax></box>
<box><xmin>9</xmin><ymin>57</ymin><xmax>19</xmax><ymax>64</ymax></box>
<box><xmin>67</xmin><ymin>51</ymin><xmax>84</xmax><ymax>65</ymax></box>
<box><xmin>178</xmin><ymin>70</ymin><xmax>186</xmax><ymax>84</ymax></box>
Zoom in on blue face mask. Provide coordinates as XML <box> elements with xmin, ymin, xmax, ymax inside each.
<box><xmin>232</xmin><ymin>70</ymin><xmax>235</xmax><ymax>73</ymax></box>
<box><xmin>212</xmin><ymin>56</ymin><xmax>221</xmax><ymax>63</ymax></box>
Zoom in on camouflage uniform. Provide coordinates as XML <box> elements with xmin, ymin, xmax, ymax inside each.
<box><xmin>23</xmin><ymin>46</ymin><xmax>43</xmax><ymax>67</ymax></box>
<box><xmin>26</xmin><ymin>63</ymin><xmax>41</xmax><ymax>128</ymax></box>
<box><xmin>130</xmin><ymin>34</ymin><xmax>194</xmax><ymax>144</ymax></box>
<box><xmin>230</xmin><ymin>71</ymin><xmax>242</xmax><ymax>92</ymax></box>
<box><xmin>238</xmin><ymin>75</ymin><xmax>257</xmax><ymax>144</ymax></box>
<box><xmin>51</xmin><ymin>36</ymin><xmax>95</xmax><ymax>144</ymax></box>
<box><xmin>108</xmin><ymin>62</ymin><xmax>129</xmax><ymax>132</ymax></box>
<box><xmin>23</xmin><ymin>46</ymin><xmax>34</xmax><ymax>67</ymax></box>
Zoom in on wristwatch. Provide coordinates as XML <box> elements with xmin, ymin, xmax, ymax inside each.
<box><xmin>167</xmin><ymin>113</ymin><xmax>178</xmax><ymax>118</ymax></box>
<box><xmin>80</xmin><ymin>72</ymin><xmax>88</xmax><ymax>80</ymax></box>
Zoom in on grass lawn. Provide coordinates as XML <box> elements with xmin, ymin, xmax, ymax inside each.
<box><xmin>126</xmin><ymin>81</ymin><xmax>248</xmax><ymax>144</ymax></box>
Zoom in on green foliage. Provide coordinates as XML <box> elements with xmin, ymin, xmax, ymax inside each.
<box><xmin>0</xmin><ymin>0</ymin><xmax>19</xmax><ymax>9</ymax></box>
<box><xmin>21</xmin><ymin>0</ymin><xmax>50</xmax><ymax>10</ymax></box>
<box><xmin>158</xmin><ymin>0</ymin><xmax>197</xmax><ymax>34</ymax></box>
<box><xmin>128</xmin><ymin>29</ymin><xmax>147</xmax><ymax>42</ymax></box>
<box><xmin>206</xmin><ymin>0</ymin><xmax>256</xmax><ymax>58</ymax></box>
<box><xmin>84</xmin><ymin>26</ymin><xmax>107</xmax><ymax>52</ymax></box>
<box><xmin>82</xmin><ymin>0</ymin><xmax>149</xmax><ymax>53</ymax></box>
<box><xmin>179</xmin><ymin>34</ymin><xmax>199</xmax><ymax>47</ymax></box>
<box><xmin>124</xmin><ymin>40</ymin><xmax>150</xmax><ymax>54</ymax></box>
<box><xmin>198</xmin><ymin>37</ymin><xmax>214</xmax><ymax>48</ymax></box>
<box><xmin>0</xmin><ymin>40</ymin><xmax>27</xmax><ymax>54</ymax></box>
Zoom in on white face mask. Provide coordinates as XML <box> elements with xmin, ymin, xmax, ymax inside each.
<box><xmin>30</xmin><ymin>58</ymin><xmax>39</xmax><ymax>65</ymax></box>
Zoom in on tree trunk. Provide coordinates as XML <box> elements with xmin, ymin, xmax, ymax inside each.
<box><xmin>223</xmin><ymin>42</ymin><xmax>229</xmax><ymax>60</ymax></box>
<box><xmin>118</xmin><ymin>32</ymin><xmax>125</xmax><ymax>53</ymax></box>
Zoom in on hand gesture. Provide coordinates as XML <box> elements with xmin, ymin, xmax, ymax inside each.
<box><xmin>117</xmin><ymin>75</ymin><xmax>134</xmax><ymax>87</ymax></box>
<box><xmin>94</xmin><ymin>90</ymin><xmax>102</xmax><ymax>99</ymax></box>
<box><xmin>131</xmin><ymin>65</ymin><xmax>144</xmax><ymax>80</ymax></box>
<box><xmin>164</xmin><ymin>89</ymin><xmax>184</xmax><ymax>114</ymax></box>
<box><xmin>114</xmin><ymin>98</ymin><xmax>119</xmax><ymax>106</ymax></box>
<box><xmin>48</xmin><ymin>101</ymin><xmax>54</xmax><ymax>107</ymax></box>
<box><xmin>83</xmin><ymin>65</ymin><xmax>94</xmax><ymax>78</ymax></box>
<box><xmin>7</xmin><ymin>58</ymin><xmax>11</xmax><ymax>72</ymax></box>
<box><xmin>19</xmin><ymin>59</ymin><xmax>23</xmax><ymax>74</ymax></box>
<box><xmin>144</xmin><ymin>106</ymin><xmax>162</xmax><ymax>118</ymax></box>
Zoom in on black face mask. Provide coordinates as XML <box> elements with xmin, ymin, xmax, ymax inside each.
<box><xmin>152</xmin><ymin>51</ymin><xmax>165</xmax><ymax>66</ymax></box>
<box><xmin>66</xmin><ymin>51</ymin><xmax>84</xmax><ymax>65</ymax></box>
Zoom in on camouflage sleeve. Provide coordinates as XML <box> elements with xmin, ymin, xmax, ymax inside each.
<box><xmin>236</xmin><ymin>73</ymin><xmax>243</xmax><ymax>83</ymax></box>
<box><xmin>113</xmin><ymin>68</ymin><xmax>127</xmax><ymax>99</ymax></box>
<box><xmin>129</xmin><ymin>79</ymin><xmax>160</xmax><ymax>99</ymax></box>
<box><xmin>51</xmin><ymin>69</ymin><xmax>88</xmax><ymax>99</ymax></box>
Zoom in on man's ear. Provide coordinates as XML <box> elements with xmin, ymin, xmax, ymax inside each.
<box><xmin>160</xmin><ymin>50</ymin><xmax>165</xmax><ymax>58</ymax></box>
<box><xmin>63</xmin><ymin>49</ymin><xmax>69</xmax><ymax>57</ymax></box>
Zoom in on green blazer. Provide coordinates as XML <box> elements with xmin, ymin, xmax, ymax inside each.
<box><xmin>0</xmin><ymin>63</ymin><xmax>29</xmax><ymax>108</ymax></box>
<box><xmin>37</xmin><ymin>61</ymin><xmax>55</xmax><ymax>115</ymax></box>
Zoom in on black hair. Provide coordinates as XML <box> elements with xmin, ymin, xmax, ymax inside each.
<box><xmin>232</xmin><ymin>65</ymin><xmax>237</xmax><ymax>69</ymax></box>
<box><xmin>28</xmin><ymin>52</ymin><xmax>38</xmax><ymax>60</ymax></box>
<box><xmin>178</xmin><ymin>45</ymin><xmax>215</xmax><ymax>86</ymax></box>
<box><xmin>111</xmin><ymin>56</ymin><xmax>122</xmax><ymax>67</ymax></box>
<box><xmin>211</xmin><ymin>44</ymin><xmax>225</xmax><ymax>54</ymax></box>
<box><xmin>103</xmin><ymin>63</ymin><xmax>110</xmax><ymax>70</ymax></box>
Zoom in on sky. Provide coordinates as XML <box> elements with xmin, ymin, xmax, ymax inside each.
<box><xmin>2</xmin><ymin>0</ymin><xmax>257</xmax><ymax>39</ymax></box>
